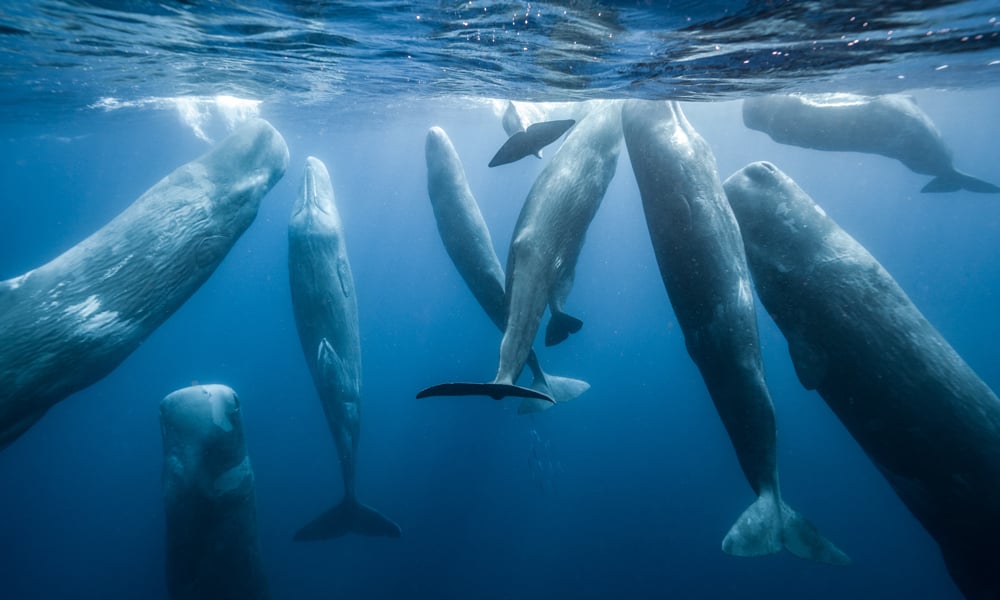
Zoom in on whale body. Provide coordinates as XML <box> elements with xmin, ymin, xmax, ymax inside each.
<box><xmin>288</xmin><ymin>157</ymin><xmax>400</xmax><ymax>540</ymax></box>
<box><xmin>622</xmin><ymin>100</ymin><xmax>848</xmax><ymax>565</ymax></box>
<box><xmin>725</xmin><ymin>161</ymin><xmax>1000</xmax><ymax>599</ymax></box>
<box><xmin>0</xmin><ymin>119</ymin><xmax>288</xmax><ymax>450</ymax></box>
<box><xmin>742</xmin><ymin>93</ymin><xmax>999</xmax><ymax>194</ymax></box>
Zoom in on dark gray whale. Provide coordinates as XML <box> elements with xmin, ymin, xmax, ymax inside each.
<box><xmin>622</xmin><ymin>100</ymin><xmax>848</xmax><ymax>565</ymax></box>
<box><xmin>0</xmin><ymin>119</ymin><xmax>288</xmax><ymax>450</ymax></box>
<box><xmin>288</xmin><ymin>157</ymin><xmax>400</xmax><ymax>540</ymax></box>
<box><xmin>742</xmin><ymin>94</ymin><xmax>999</xmax><ymax>194</ymax></box>
<box><xmin>725</xmin><ymin>161</ymin><xmax>1000</xmax><ymax>599</ymax></box>
<box><xmin>424</xmin><ymin>126</ymin><xmax>590</xmax><ymax>413</ymax></box>
<box><xmin>160</xmin><ymin>384</ymin><xmax>269</xmax><ymax>600</ymax></box>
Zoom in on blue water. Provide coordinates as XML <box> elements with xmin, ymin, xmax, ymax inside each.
<box><xmin>1</xmin><ymin>2</ymin><xmax>999</xmax><ymax>599</ymax></box>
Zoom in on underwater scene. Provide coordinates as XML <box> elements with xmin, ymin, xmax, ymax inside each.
<box><xmin>1</xmin><ymin>2</ymin><xmax>999</xmax><ymax>599</ymax></box>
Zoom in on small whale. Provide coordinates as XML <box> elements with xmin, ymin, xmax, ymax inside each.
<box><xmin>488</xmin><ymin>117</ymin><xmax>576</xmax><ymax>167</ymax></box>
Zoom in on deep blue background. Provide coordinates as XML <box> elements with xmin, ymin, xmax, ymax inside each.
<box><xmin>0</xmin><ymin>91</ymin><xmax>997</xmax><ymax>599</ymax></box>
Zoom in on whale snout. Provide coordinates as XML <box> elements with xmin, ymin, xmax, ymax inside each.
<box><xmin>425</xmin><ymin>126</ymin><xmax>454</xmax><ymax>164</ymax></box>
<box><xmin>160</xmin><ymin>384</ymin><xmax>244</xmax><ymax>457</ymax></box>
<box><xmin>743</xmin><ymin>160</ymin><xmax>779</xmax><ymax>181</ymax></box>
<box><xmin>292</xmin><ymin>156</ymin><xmax>337</xmax><ymax>219</ymax></box>
<box><xmin>741</xmin><ymin>97</ymin><xmax>775</xmax><ymax>132</ymax></box>
<box><xmin>427</xmin><ymin>126</ymin><xmax>447</xmax><ymax>144</ymax></box>
<box><xmin>723</xmin><ymin>161</ymin><xmax>806</xmax><ymax>257</ymax></box>
<box><xmin>723</xmin><ymin>161</ymin><xmax>780</xmax><ymax>218</ymax></box>
<box><xmin>211</xmin><ymin>118</ymin><xmax>290</xmax><ymax>189</ymax></box>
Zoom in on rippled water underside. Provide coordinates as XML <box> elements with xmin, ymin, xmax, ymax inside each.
<box><xmin>1</xmin><ymin>0</ymin><xmax>999</xmax><ymax>121</ymax></box>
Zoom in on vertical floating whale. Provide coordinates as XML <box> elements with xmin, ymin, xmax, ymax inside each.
<box><xmin>622</xmin><ymin>100</ymin><xmax>848</xmax><ymax>565</ymax></box>
<box><xmin>288</xmin><ymin>157</ymin><xmax>400</xmax><ymax>540</ymax></box>
<box><xmin>418</xmin><ymin>100</ymin><xmax>623</xmax><ymax>403</ymax></box>
<box><xmin>425</xmin><ymin>125</ymin><xmax>590</xmax><ymax>413</ymax></box>
<box><xmin>0</xmin><ymin>119</ymin><xmax>289</xmax><ymax>450</ymax></box>
<box><xmin>725</xmin><ymin>161</ymin><xmax>1000</xmax><ymax>599</ymax></box>
<box><xmin>160</xmin><ymin>384</ymin><xmax>269</xmax><ymax>600</ymax></box>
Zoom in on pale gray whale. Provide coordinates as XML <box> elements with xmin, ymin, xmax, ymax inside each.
<box><xmin>288</xmin><ymin>157</ymin><xmax>400</xmax><ymax>540</ymax></box>
<box><xmin>742</xmin><ymin>93</ymin><xmax>999</xmax><ymax>194</ymax></box>
<box><xmin>0</xmin><ymin>119</ymin><xmax>288</xmax><ymax>450</ymax></box>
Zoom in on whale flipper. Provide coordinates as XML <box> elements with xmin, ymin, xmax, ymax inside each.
<box><xmin>317</xmin><ymin>337</ymin><xmax>356</xmax><ymax>398</ymax></box>
<box><xmin>416</xmin><ymin>382</ymin><xmax>554</xmax><ymax>403</ymax></box>
<box><xmin>787</xmin><ymin>332</ymin><xmax>828</xmax><ymax>390</ymax></box>
<box><xmin>488</xmin><ymin>119</ymin><xmax>576</xmax><ymax>167</ymax></box>
<box><xmin>722</xmin><ymin>491</ymin><xmax>851</xmax><ymax>566</ymax></box>
<box><xmin>545</xmin><ymin>311</ymin><xmax>583</xmax><ymax>347</ymax></box>
<box><xmin>922</xmin><ymin>171</ymin><xmax>1000</xmax><ymax>194</ymax></box>
<box><xmin>294</xmin><ymin>497</ymin><xmax>401</xmax><ymax>541</ymax></box>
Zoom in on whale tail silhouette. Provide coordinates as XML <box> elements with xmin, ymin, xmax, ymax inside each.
<box><xmin>519</xmin><ymin>373</ymin><xmax>591</xmax><ymax>414</ymax></box>
<box><xmin>488</xmin><ymin>119</ymin><xmax>576</xmax><ymax>167</ymax></box>
<box><xmin>922</xmin><ymin>170</ymin><xmax>1000</xmax><ymax>194</ymax></box>
<box><xmin>722</xmin><ymin>490</ymin><xmax>851</xmax><ymax>566</ymax></box>
<box><xmin>294</xmin><ymin>496</ymin><xmax>401</xmax><ymax>541</ymax></box>
<box><xmin>417</xmin><ymin>382</ymin><xmax>555</xmax><ymax>403</ymax></box>
<box><xmin>545</xmin><ymin>311</ymin><xmax>583</xmax><ymax>346</ymax></box>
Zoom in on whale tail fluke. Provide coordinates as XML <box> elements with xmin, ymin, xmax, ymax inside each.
<box><xmin>922</xmin><ymin>171</ymin><xmax>1000</xmax><ymax>194</ymax></box>
<box><xmin>539</xmin><ymin>373</ymin><xmax>590</xmax><ymax>403</ymax></box>
<box><xmin>722</xmin><ymin>492</ymin><xmax>850</xmax><ymax>566</ymax></box>
<box><xmin>417</xmin><ymin>382</ymin><xmax>555</xmax><ymax>403</ymax></box>
<box><xmin>294</xmin><ymin>497</ymin><xmax>401</xmax><ymax>541</ymax></box>
<box><xmin>722</xmin><ymin>492</ymin><xmax>783</xmax><ymax>558</ymax></box>
<box><xmin>545</xmin><ymin>312</ymin><xmax>583</xmax><ymax>346</ymax></box>
<box><xmin>488</xmin><ymin>119</ymin><xmax>576</xmax><ymax>167</ymax></box>
<box><xmin>518</xmin><ymin>374</ymin><xmax>591</xmax><ymax>414</ymax></box>
<box><xmin>779</xmin><ymin>502</ymin><xmax>852</xmax><ymax>566</ymax></box>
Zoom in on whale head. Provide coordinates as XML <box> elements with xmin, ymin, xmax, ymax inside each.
<box><xmin>202</xmin><ymin>118</ymin><xmax>289</xmax><ymax>212</ymax></box>
<box><xmin>290</xmin><ymin>156</ymin><xmax>343</xmax><ymax>235</ymax></box>
<box><xmin>160</xmin><ymin>384</ymin><xmax>250</xmax><ymax>496</ymax></box>
<box><xmin>725</xmin><ymin>161</ymin><xmax>847</xmax><ymax>285</ymax></box>
<box><xmin>425</xmin><ymin>126</ymin><xmax>456</xmax><ymax>167</ymax></box>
